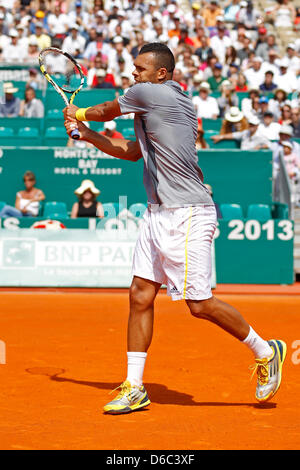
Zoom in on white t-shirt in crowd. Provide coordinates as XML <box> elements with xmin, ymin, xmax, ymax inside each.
<box><xmin>192</xmin><ymin>95</ymin><xmax>219</xmax><ymax>119</ymax></box>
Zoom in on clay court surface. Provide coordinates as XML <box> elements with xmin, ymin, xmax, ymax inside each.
<box><xmin>0</xmin><ymin>287</ymin><xmax>299</xmax><ymax>450</ymax></box>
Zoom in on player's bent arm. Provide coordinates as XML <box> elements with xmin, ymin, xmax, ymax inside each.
<box><xmin>63</xmin><ymin>99</ymin><xmax>122</xmax><ymax>122</ymax></box>
<box><xmin>84</xmin><ymin>99</ymin><xmax>122</xmax><ymax>122</ymax></box>
<box><xmin>84</xmin><ymin>128</ymin><xmax>142</xmax><ymax>162</ymax></box>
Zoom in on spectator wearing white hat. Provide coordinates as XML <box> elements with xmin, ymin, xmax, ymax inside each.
<box><xmin>16</xmin><ymin>23</ymin><xmax>29</xmax><ymax>49</ymax></box>
<box><xmin>0</xmin><ymin>82</ymin><xmax>20</xmax><ymax>117</ymax></box>
<box><xmin>62</xmin><ymin>23</ymin><xmax>86</xmax><ymax>56</ymax></box>
<box><xmin>71</xmin><ymin>179</ymin><xmax>104</xmax><ymax>219</ymax></box>
<box><xmin>108</xmin><ymin>9</ymin><xmax>133</xmax><ymax>40</ymax></box>
<box><xmin>2</xmin><ymin>28</ymin><xmax>27</xmax><ymax>63</ymax></box>
<box><xmin>108</xmin><ymin>35</ymin><xmax>133</xmax><ymax>77</ymax></box>
<box><xmin>220</xmin><ymin>106</ymin><xmax>248</xmax><ymax>134</ymax></box>
<box><xmin>190</xmin><ymin>71</ymin><xmax>204</xmax><ymax>94</ymax></box>
<box><xmin>271</xmin><ymin>124</ymin><xmax>300</xmax><ymax>179</ymax></box>
<box><xmin>284</xmin><ymin>43</ymin><xmax>300</xmax><ymax>75</ymax></box>
<box><xmin>212</xmin><ymin>115</ymin><xmax>271</xmax><ymax>150</ymax></box>
<box><xmin>144</xmin><ymin>2</ymin><xmax>162</xmax><ymax>29</ymax></box>
<box><xmin>47</xmin><ymin>4</ymin><xmax>70</xmax><ymax>37</ymax></box>
<box><xmin>192</xmin><ymin>81</ymin><xmax>219</xmax><ymax>119</ymax></box>
<box><xmin>276</xmin><ymin>58</ymin><xmax>298</xmax><ymax>94</ymax></box>
<box><xmin>87</xmin><ymin>11</ymin><xmax>108</xmax><ymax>36</ymax></box>
<box><xmin>209</xmin><ymin>24</ymin><xmax>232</xmax><ymax>64</ymax></box>
<box><xmin>100</xmin><ymin>120</ymin><xmax>124</xmax><ymax>139</ymax></box>
<box><xmin>120</xmin><ymin>73</ymin><xmax>132</xmax><ymax>94</ymax></box>
<box><xmin>258</xmin><ymin>111</ymin><xmax>281</xmax><ymax>141</ymax></box>
<box><xmin>93</xmin><ymin>68</ymin><xmax>115</xmax><ymax>89</ymax></box>
<box><xmin>237</xmin><ymin>0</ymin><xmax>261</xmax><ymax>29</ymax></box>
<box><xmin>217</xmin><ymin>80</ymin><xmax>239</xmax><ymax>117</ymax></box>
<box><xmin>68</xmin><ymin>1</ymin><xmax>90</xmax><ymax>32</ymax></box>
<box><xmin>162</xmin><ymin>4</ymin><xmax>179</xmax><ymax>31</ymax></box>
<box><xmin>25</xmin><ymin>37</ymin><xmax>40</xmax><ymax>64</ymax></box>
<box><xmin>244</xmin><ymin>57</ymin><xmax>266</xmax><ymax>90</ymax></box>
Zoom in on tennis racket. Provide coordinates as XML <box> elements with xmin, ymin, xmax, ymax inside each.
<box><xmin>39</xmin><ymin>47</ymin><xmax>85</xmax><ymax>139</ymax></box>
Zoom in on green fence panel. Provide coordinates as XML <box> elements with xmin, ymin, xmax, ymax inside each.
<box><xmin>198</xmin><ymin>149</ymin><xmax>273</xmax><ymax>212</ymax></box>
<box><xmin>0</xmin><ymin>146</ymin><xmax>146</xmax><ymax>210</ymax></box>
<box><xmin>215</xmin><ymin>219</ymin><xmax>294</xmax><ymax>284</ymax></box>
<box><xmin>0</xmin><ymin>147</ymin><xmax>273</xmax><ymax>215</ymax></box>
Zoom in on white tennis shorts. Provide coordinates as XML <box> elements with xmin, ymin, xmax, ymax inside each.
<box><xmin>132</xmin><ymin>204</ymin><xmax>217</xmax><ymax>301</ymax></box>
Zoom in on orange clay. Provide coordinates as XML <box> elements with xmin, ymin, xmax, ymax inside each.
<box><xmin>0</xmin><ymin>288</ymin><xmax>299</xmax><ymax>450</ymax></box>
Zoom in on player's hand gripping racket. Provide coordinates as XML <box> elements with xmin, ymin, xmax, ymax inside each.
<box><xmin>39</xmin><ymin>47</ymin><xmax>85</xmax><ymax>139</ymax></box>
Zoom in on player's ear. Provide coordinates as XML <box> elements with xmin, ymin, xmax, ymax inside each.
<box><xmin>157</xmin><ymin>67</ymin><xmax>168</xmax><ymax>81</ymax></box>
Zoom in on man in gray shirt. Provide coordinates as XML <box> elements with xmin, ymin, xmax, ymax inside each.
<box><xmin>64</xmin><ymin>43</ymin><xmax>286</xmax><ymax>414</ymax></box>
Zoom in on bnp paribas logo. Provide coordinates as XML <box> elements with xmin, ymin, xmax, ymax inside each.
<box><xmin>2</xmin><ymin>240</ymin><xmax>36</xmax><ymax>268</ymax></box>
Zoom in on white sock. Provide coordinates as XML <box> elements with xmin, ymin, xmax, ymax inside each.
<box><xmin>242</xmin><ymin>326</ymin><xmax>273</xmax><ymax>359</ymax></box>
<box><xmin>126</xmin><ymin>352</ymin><xmax>147</xmax><ymax>387</ymax></box>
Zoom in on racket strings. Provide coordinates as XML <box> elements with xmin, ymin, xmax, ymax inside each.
<box><xmin>41</xmin><ymin>49</ymin><xmax>82</xmax><ymax>93</ymax></box>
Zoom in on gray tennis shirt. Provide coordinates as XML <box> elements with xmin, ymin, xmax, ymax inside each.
<box><xmin>118</xmin><ymin>80</ymin><xmax>213</xmax><ymax>207</ymax></box>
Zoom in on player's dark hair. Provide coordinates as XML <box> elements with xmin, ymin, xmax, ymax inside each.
<box><xmin>139</xmin><ymin>43</ymin><xmax>175</xmax><ymax>73</ymax></box>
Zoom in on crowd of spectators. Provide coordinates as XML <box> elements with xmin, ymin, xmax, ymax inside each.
<box><xmin>0</xmin><ymin>0</ymin><xmax>300</xmax><ymax>191</ymax></box>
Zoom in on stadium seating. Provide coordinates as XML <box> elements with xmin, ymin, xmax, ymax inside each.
<box><xmin>220</xmin><ymin>203</ymin><xmax>244</xmax><ymax>220</ymax></box>
<box><xmin>44</xmin><ymin>127</ymin><xmax>68</xmax><ymax>146</ymax></box>
<box><xmin>17</xmin><ymin>127</ymin><xmax>42</xmax><ymax>145</ymax></box>
<box><xmin>0</xmin><ymin>117</ymin><xmax>43</xmax><ymax>134</ymax></box>
<box><xmin>247</xmin><ymin>204</ymin><xmax>272</xmax><ymax>221</ymax></box>
<box><xmin>271</xmin><ymin>202</ymin><xmax>289</xmax><ymax>219</ymax></box>
<box><xmin>0</xmin><ymin>127</ymin><xmax>14</xmax><ymax>145</ymax></box>
<box><xmin>202</xmin><ymin>118</ymin><xmax>222</xmax><ymax>132</ymax></box>
<box><xmin>43</xmin><ymin>201</ymin><xmax>68</xmax><ymax>219</ymax></box>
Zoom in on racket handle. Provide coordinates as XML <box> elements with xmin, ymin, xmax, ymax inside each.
<box><xmin>71</xmin><ymin>128</ymin><xmax>80</xmax><ymax>140</ymax></box>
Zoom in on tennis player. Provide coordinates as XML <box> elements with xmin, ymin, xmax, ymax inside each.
<box><xmin>64</xmin><ymin>43</ymin><xmax>286</xmax><ymax>414</ymax></box>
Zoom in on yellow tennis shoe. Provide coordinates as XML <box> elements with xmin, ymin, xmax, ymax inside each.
<box><xmin>251</xmin><ymin>339</ymin><xmax>287</xmax><ymax>402</ymax></box>
<box><xmin>103</xmin><ymin>380</ymin><xmax>151</xmax><ymax>414</ymax></box>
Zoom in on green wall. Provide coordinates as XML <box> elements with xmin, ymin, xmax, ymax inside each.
<box><xmin>0</xmin><ymin>147</ymin><xmax>272</xmax><ymax>212</ymax></box>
